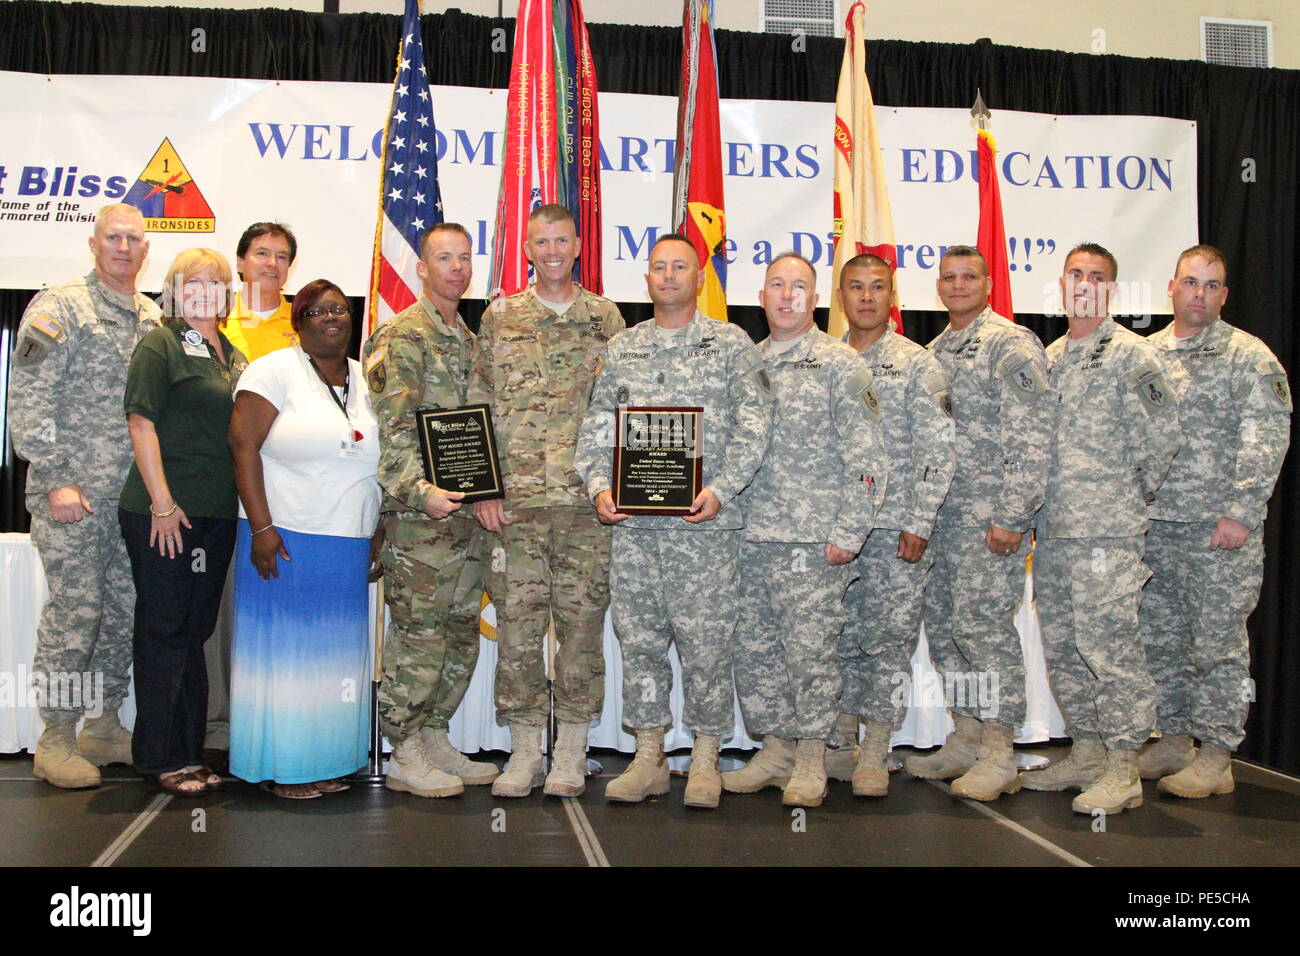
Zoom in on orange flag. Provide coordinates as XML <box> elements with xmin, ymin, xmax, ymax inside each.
<box><xmin>977</xmin><ymin>129</ymin><xmax>1015</xmax><ymax>321</ymax></box>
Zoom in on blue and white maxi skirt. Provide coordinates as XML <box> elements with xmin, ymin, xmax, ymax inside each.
<box><xmin>229</xmin><ymin>521</ymin><xmax>370</xmax><ymax>784</ymax></box>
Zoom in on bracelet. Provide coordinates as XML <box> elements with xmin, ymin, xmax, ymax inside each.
<box><xmin>252</xmin><ymin>524</ymin><xmax>275</xmax><ymax>536</ymax></box>
<box><xmin>149</xmin><ymin>502</ymin><xmax>178</xmax><ymax>518</ymax></box>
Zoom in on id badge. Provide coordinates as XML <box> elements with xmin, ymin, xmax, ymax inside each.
<box><xmin>182</xmin><ymin>328</ymin><xmax>209</xmax><ymax>358</ymax></box>
<box><xmin>339</xmin><ymin>429</ymin><xmax>364</xmax><ymax>459</ymax></box>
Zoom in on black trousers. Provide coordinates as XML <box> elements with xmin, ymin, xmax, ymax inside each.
<box><xmin>119</xmin><ymin>509</ymin><xmax>235</xmax><ymax>775</ymax></box>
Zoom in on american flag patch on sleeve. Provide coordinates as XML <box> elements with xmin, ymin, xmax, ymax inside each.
<box><xmin>29</xmin><ymin>314</ymin><xmax>63</xmax><ymax>339</ymax></box>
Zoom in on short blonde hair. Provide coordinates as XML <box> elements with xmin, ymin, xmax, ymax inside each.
<box><xmin>94</xmin><ymin>203</ymin><xmax>145</xmax><ymax>236</ymax></box>
<box><xmin>158</xmin><ymin>248</ymin><xmax>234</xmax><ymax>323</ymax></box>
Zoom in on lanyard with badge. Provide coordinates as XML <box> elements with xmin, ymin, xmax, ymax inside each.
<box><xmin>308</xmin><ymin>354</ymin><xmax>365</xmax><ymax>459</ymax></box>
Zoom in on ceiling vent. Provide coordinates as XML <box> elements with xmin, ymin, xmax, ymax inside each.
<box><xmin>1201</xmin><ymin>17</ymin><xmax>1273</xmax><ymax>69</ymax></box>
<box><xmin>759</xmin><ymin>0</ymin><xmax>841</xmax><ymax>39</ymax></box>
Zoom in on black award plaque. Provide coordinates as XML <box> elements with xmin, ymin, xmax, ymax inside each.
<box><xmin>415</xmin><ymin>403</ymin><xmax>504</xmax><ymax>502</ymax></box>
<box><xmin>612</xmin><ymin>406</ymin><xmax>703</xmax><ymax>515</ymax></box>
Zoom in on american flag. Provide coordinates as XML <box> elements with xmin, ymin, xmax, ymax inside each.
<box><xmin>366</xmin><ymin>0</ymin><xmax>443</xmax><ymax>336</ymax></box>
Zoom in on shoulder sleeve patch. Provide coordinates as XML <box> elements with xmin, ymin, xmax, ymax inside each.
<box><xmin>1256</xmin><ymin>359</ymin><xmax>1292</xmax><ymax>411</ymax></box>
<box><xmin>999</xmin><ymin>351</ymin><xmax>1046</xmax><ymax>400</ymax></box>
<box><xmin>923</xmin><ymin>367</ymin><xmax>954</xmax><ymax>418</ymax></box>
<box><xmin>847</xmin><ymin>365</ymin><xmax>882</xmax><ymax>422</ymax></box>
<box><xmin>364</xmin><ymin>345</ymin><xmax>387</xmax><ymax>393</ymax></box>
<box><xmin>14</xmin><ymin>312</ymin><xmax>68</xmax><ymax>368</ymax></box>
<box><xmin>1126</xmin><ymin>359</ymin><xmax>1174</xmax><ymax>415</ymax></box>
<box><xmin>735</xmin><ymin>345</ymin><xmax>774</xmax><ymax>401</ymax></box>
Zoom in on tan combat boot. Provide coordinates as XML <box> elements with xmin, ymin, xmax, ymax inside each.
<box><xmin>543</xmin><ymin>721</ymin><xmax>589</xmax><ymax>797</ymax></box>
<box><xmin>903</xmin><ymin>713</ymin><xmax>982</xmax><ymax>779</ymax></box>
<box><xmin>852</xmin><ymin>720</ymin><xmax>893</xmax><ymax>797</ymax></box>
<box><xmin>951</xmin><ymin>721</ymin><xmax>1021</xmax><ymax>801</ymax></box>
<box><xmin>33</xmin><ymin>722</ymin><xmax>100</xmax><ymax>789</ymax></box>
<box><xmin>385</xmin><ymin>733</ymin><xmax>464</xmax><ymax>798</ymax></box>
<box><xmin>491</xmin><ymin>722</ymin><xmax>545</xmax><ymax>797</ymax></box>
<box><xmin>422</xmin><ymin>726</ymin><xmax>500</xmax><ymax>785</ymax></box>
<box><xmin>1020</xmin><ymin>738</ymin><xmax>1106</xmax><ymax>791</ymax></box>
<box><xmin>76</xmin><ymin>712</ymin><xmax>134</xmax><ymax>766</ymax></box>
<box><xmin>1138</xmin><ymin>734</ymin><xmax>1196</xmax><ymax>779</ymax></box>
<box><xmin>824</xmin><ymin>713</ymin><xmax>860</xmax><ymax>781</ymax></box>
<box><xmin>684</xmin><ymin>733</ymin><xmax>722</xmax><ymax>808</ymax></box>
<box><xmin>605</xmin><ymin>728</ymin><xmax>670</xmax><ymax>803</ymax></box>
<box><xmin>721</xmin><ymin>735</ymin><xmax>795</xmax><ymax>793</ymax></box>
<box><xmin>782</xmin><ymin>739</ymin><xmax>829</xmax><ymax>807</ymax></box>
<box><xmin>1073</xmin><ymin>748</ymin><xmax>1143</xmax><ymax>814</ymax></box>
<box><xmin>1157</xmin><ymin>743</ymin><xmax>1234</xmax><ymax>798</ymax></box>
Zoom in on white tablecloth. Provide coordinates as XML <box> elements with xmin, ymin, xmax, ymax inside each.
<box><xmin>1</xmin><ymin>533</ymin><xmax>1063</xmax><ymax>754</ymax></box>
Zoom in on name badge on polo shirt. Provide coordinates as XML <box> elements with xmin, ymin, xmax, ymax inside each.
<box><xmin>182</xmin><ymin>328</ymin><xmax>209</xmax><ymax>358</ymax></box>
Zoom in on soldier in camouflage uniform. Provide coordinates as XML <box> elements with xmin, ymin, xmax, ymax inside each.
<box><xmin>720</xmin><ymin>254</ymin><xmax>888</xmax><ymax>808</ymax></box>
<box><xmin>575</xmin><ymin>234</ymin><xmax>773</xmax><ymax>808</ymax></box>
<box><xmin>466</xmin><ymin>205</ymin><xmax>625</xmax><ymax>798</ymax></box>
<box><xmin>906</xmin><ymin>246</ymin><xmax>1052</xmax><ymax>802</ymax></box>
<box><xmin>828</xmin><ymin>255</ymin><xmax>955</xmax><ymax>797</ymax></box>
<box><xmin>1138</xmin><ymin>245</ymin><xmax>1291</xmax><ymax>798</ymax></box>
<box><xmin>361</xmin><ymin>223</ymin><xmax>496</xmax><ymax>798</ymax></box>
<box><xmin>1022</xmin><ymin>242</ymin><xmax>1183</xmax><ymax>815</ymax></box>
<box><xmin>9</xmin><ymin>203</ymin><xmax>161</xmax><ymax>788</ymax></box>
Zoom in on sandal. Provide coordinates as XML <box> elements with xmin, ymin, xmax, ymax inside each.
<box><xmin>313</xmin><ymin>779</ymin><xmax>351</xmax><ymax>794</ymax></box>
<box><xmin>154</xmin><ymin>770</ymin><xmax>208</xmax><ymax>797</ymax></box>
<box><xmin>193</xmin><ymin>765</ymin><xmax>223</xmax><ymax>789</ymax></box>
<box><xmin>264</xmin><ymin>781</ymin><xmax>322</xmax><ymax>800</ymax></box>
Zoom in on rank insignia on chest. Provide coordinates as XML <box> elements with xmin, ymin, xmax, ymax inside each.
<box><xmin>617</xmin><ymin>386</ymin><xmax>630</xmax><ymax>404</ymax></box>
<box><xmin>657</xmin><ymin>372</ymin><xmax>665</xmax><ymax>384</ymax></box>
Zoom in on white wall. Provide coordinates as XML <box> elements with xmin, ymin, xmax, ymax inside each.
<box><xmin>10</xmin><ymin>0</ymin><xmax>1297</xmax><ymax>68</ymax></box>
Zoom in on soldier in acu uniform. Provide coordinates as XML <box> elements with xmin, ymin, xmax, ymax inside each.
<box><xmin>905</xmin><ymin>246</ymin><xmax>1052</xmax><ymax>803</ymax></box>
<box><xmin>575</xmin><ymin>235</ymin><xmax>773</xmax><ymax>808</ymax></box>
<box><xmin>467</xmin><ymin>205</ymin><xmax>625</xmax><ymax>798</ymax></box>
<box><xmin>9</xmin><ymin>203</ymin><xmax>161</xmax><ymax>788</ymax></box>
<box><xmin>1138</xmin><ymin>245</ymin><xmax>1290</xmax><ymax>798</ymax></box>
<box><xmin>1022</xmin><ymin>243</ymin><xmax>1183</xmax><ymax>815</ymax></box>
<box><xmin>827</xmin><ymin>255</ymin><xmax>955</xmax><ymax>797</ymax></box>
<box><xmin>719</xmin><ymin>253</ymin><xmax>888</xmax><ymax>808</ymax></box>
<box><xmin>361</xmin><ymin>223</ymin><xmax>497</xmax><ymax>798</ymax></box>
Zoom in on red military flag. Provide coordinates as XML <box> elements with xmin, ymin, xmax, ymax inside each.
<box><xmin>829</xmin><ymin>1</ymin><xmax>900</xmax><ymax>337</ymax></box>
<box><xmin>976</xmin><ymin>128</ymin><xmax>1015</xmax><ymax>321</ymax></box>
<box><xmin>672</xmin><ymin>0</ymin><xmax>727</xmax><ymax>322</ymax></box>
<box><xmin>489</xmin><ymin>0</ymin><xmax>604</xmax><ymax>298</ymax></box>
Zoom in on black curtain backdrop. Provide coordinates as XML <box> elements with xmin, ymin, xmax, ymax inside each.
<box><xmin>0</xmin><ymin>2</ymin><xmax>1296</xmax><ymax>774</ymax></box>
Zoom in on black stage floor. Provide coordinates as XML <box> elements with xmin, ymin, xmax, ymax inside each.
<box><xmin>3</xmin><ymin>745</ymin><xmax>1296</xmax><ymax>869</ymax></box>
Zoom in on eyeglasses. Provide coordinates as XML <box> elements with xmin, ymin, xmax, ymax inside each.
<box><xmin>304</xmin><ymin>305</ymin><xmax>351</xmax><ymax>318</ymax></box>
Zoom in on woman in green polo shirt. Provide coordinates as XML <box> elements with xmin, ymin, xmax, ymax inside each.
<box><xmin>119</xmin><ymin>248</ymin><xmax>247</xmax><ymax>796</ymax></box>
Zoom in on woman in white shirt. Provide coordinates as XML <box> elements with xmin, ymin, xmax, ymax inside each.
<box><xmin>227</xmin><ymin>279</ymin><xmax>381</xmax><ymax>798</ymax></box>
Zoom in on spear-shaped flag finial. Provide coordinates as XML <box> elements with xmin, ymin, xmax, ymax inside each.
<box><xmin>971</xmin><ymin>87</ymin><xmax>990</xmax><ymax>130</ymax></box>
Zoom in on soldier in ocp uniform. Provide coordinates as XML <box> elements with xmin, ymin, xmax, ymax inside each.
<box><xmin>9</xmin><ymin>203</ymin><xmax>161</xmax><ymax>788</ymax></box>
<box><xmin>719</xmin><ymin>253</ymin><xmax>888</xmax><ymax>808</ymax></box>
<box><xmin>466</xmin><ymin>205</ymin><xmax>625</xmax><ymax>798</ymax></box>
<box><xmin>905</xmin><ymin>246</ymin><xmax>1052</xmax><ymax>802</ymax></box>
<box><xmin>1021</xmin><ymin>243</ymin><xmax>1183</xmax><ymax>815</ymax></box>
<box><xmin>1138</xmin><ymin>245</ymin><xmax>1290</xmax><ymax>798</ymax></box>
<box><xmin>361</xmin><ymin>222</ymin><xmax>497</xmax><ymax>798</ymax></box>
<box><xmin>575</xmin><ymin>234</ymin><xmax>773</xmax><ymax>808</ymax></box>
<box><xmin>827</xmin><ymin>254</ymin><xmax>955</xmax><ymax>797</ymax></box>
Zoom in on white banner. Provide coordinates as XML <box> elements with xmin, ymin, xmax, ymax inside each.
<box><xmin>0</xmin><ymin>71</ymin><xmax>1197</xmax><ymax>314</ymax></box>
